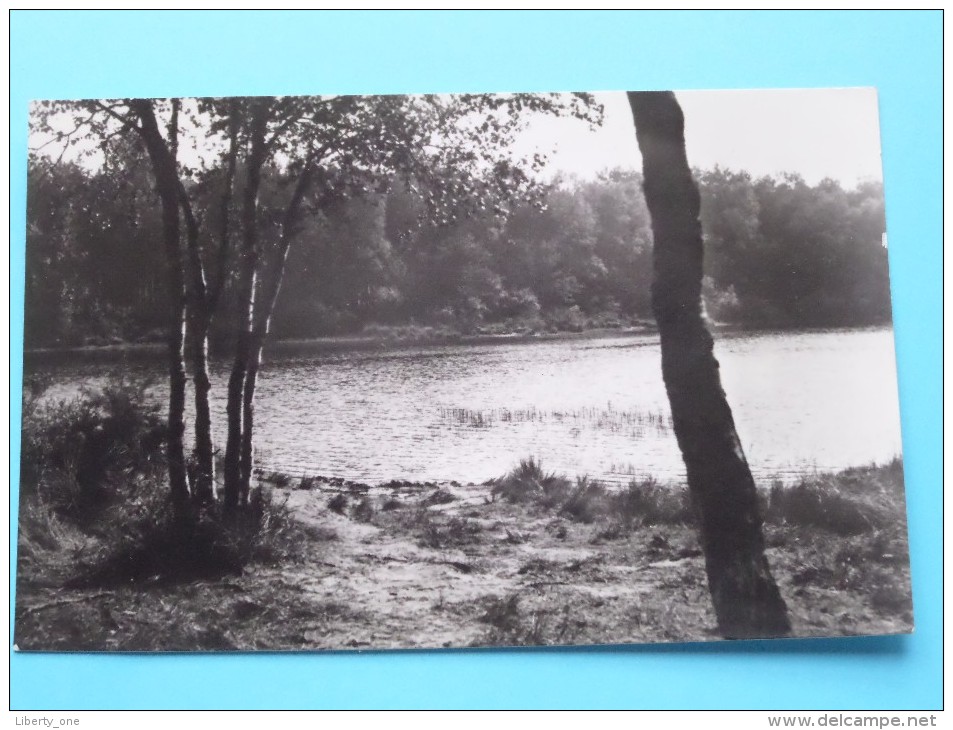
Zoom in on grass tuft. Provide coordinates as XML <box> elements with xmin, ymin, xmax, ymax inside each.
<box><xmin>614</xmin><ymin>477</ymin><xmax>694</xmax><ymax>526</ymax></box>
<box><xmin>763</xmin><ymin>459</ymin><xmax>905</xmax><ymax>535</ymax></box>
<box><xmin>490</xmin><ymin>458</ymin><xmax>572</xmax><ymax>505</ymax></box>
<box><xmin>327</xmin><ymin>493</ymin><xmax>348</xmax><ymax>515</ymax></box>
<box><xmin>420</xmin><ymin>488</ymin><xmax>456</xmax><ymax>507</ymax></box>
<box><xmin>490</xmin><ymin>459</ymin><xmax>694</xmax><ymax>529</ymax></box>
<box><xmin>418</xmin><ymin>515</ymin><xmax>482</xmax><ymax>549</ymax></box>
<box><xmin>559</xmin><ymin>477</ymin><xmax>611</xmax><ymax>524</ymax></box>
<box><xmin>350</xmin><ymin>497</ymin><xmax>377</xmax><ymax>523</ymax></box>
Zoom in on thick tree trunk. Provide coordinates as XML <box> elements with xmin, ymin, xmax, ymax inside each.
<box><xmin>130</xmin><ymin>100</ymin><xmax>190</xmax><ymax>510</ymax></box>
<box><xmin>627</xmin><ymin>91</ymin><xmax>790</xmax><ymax>638</ymax></box>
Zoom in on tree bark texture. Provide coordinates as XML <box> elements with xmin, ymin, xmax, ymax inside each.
<box><xmin>130</xmin><ymin>100</ymin><xmax>190</xmax><ymax>510</ymax></box>
<box><xmin>238</xmin><ymin>331</ymin><xmax>261</xmax><ymax>504</ymax></box>
<box><xmin>187</xmin><ymin>306</ymin><xmax>214</xmax><ymax>504</ymax></box>
<box><xmin>627</xmin><ymin>91</ymin><xmax>791</xmax><ymax>638</ymax></box>
<box><xmin>235</xmin><ymin>157</ymin><xmax>319</xmax><ymax>502</ymax></box>
<box><xmin>223</xmin><ymin>100</ymin><xmax>270</xmax><ymax>510</ymax></box>
<box><xmin>176</xmin><ymin>169</ymin><xmax>215</xmax><ymax>504</ymax></box>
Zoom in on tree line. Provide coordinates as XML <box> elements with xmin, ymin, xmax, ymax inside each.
<box><xmin>25</xmin><ymin>157</ymin><xmax>890</xmax><ymax>351</ymax></box>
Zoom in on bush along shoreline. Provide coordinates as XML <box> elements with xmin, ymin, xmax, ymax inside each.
<box><xmin>15</xmin><ymin>385</ymin><xmax>911</xmax><ymax>651</ymax></box>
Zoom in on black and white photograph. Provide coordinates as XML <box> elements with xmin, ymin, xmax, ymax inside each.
<box><xmin>15</xmin><ymin>88</ymin><xmax>912</xmax><ymax>651</ymax></box>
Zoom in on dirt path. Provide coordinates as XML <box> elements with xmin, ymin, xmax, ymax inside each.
<box><xmin>264</xmin><ymin>481</ymin><xmax>718</xmax><ymax>649</ymax></box>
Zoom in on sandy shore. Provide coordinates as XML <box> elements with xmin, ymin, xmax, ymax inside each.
<box><xmin>14</xmin><ymin>463</ymin><xmax>913</xmax><ymax>651</ymax></box>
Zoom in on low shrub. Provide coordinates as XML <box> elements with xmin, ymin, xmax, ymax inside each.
<box><xmin>559</xmin><ymin>477</ymin><xmax>611</xmax><ymax>524</ymax></box>
<box><xmin>420</xmin><ymin>488</ymin><xmax>456</xmax><ymax>507</ymax></box>
<box><xmin>475</xmin><ymin>593</ymin><xmax>551</xmax><ymax>647</ymax></box>
<box><xmin>298</xmin><ymin>476</ymin><xmax>320</xmax><ymax>490</ymax></box>
<box><xmin>763</xmin><ymin>468</ymin><xmax>898</xmax><ymax>536</ymax></box>
<box><xmin>327</xmin><ymin>493</ymin><xmax>348</xmax><ymax>515</ymax></box>
<box><xmin>20</xmin><ymin>378</ymin><xmax>166</xmax><ymax>521</ymax></box>
<box><xmin>479</xmin><ymin>594</ymin><xmax>522</xmax><ymax>633</ymax></box>
<box><xmin>73</xmin><ymin>487</ymin><xmax>299</xmax><ymax>587</ymax></box>
<box><xmin>18</xmin><ymin>378</ymin><xmax>168</xmax><ymax>581</ymax></box>
<box><xmin>614</xmin><ymin>477</ymin><xmax>694</xmax><ymax>526</ymax></box>
<box><xmin>18</xmin><ymin>378</ymin><xmax>306</xmax><ymax>588</ymax></box>
<box><xmin>490</xmin><ymin>458</ymin><xmax>571</xmax><ymax>505</ymax></box>
<box><xmin>418</xmin><ymin>515</ymin><xmax>482</xmax><ymax>549</ymax></box>
<box><xmin>350</xmin><ymin>497</ymin><xmax>377</xmax><ymax>523</ymax></box>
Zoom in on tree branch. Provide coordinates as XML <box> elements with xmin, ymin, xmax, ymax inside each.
<box><xmin>252</xmin><ymin>145</ymin><xmax>327</xmax><ymax>338</ymax></box>
<box><xmin>90</xmin><ymin>100</ymin><xmax>142</xmax><ymax>134</ymax></box>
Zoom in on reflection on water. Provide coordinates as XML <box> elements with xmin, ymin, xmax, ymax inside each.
<box><xmin>25</xmin><ymin>328</ymin><xmax>903</xmax><ymax>486</ymax></box>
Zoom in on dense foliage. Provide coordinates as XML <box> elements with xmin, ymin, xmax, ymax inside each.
<box><xmin>23</xmin><ymin>158</ymin><xmax>890</xmax><ymax>348</ymax></box>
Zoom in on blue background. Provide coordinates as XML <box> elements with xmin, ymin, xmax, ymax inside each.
<box><xmin>9</xmin><ymin>10</ymin><xmax>942</xmax><ymax>709</ymax></box>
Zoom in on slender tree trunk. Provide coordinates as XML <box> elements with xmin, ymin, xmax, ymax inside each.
<box><xmin>222</xmin><ymin>225</ymin><xmax>257</xmax><ymax>509</ymax></box>
<box><xmin>238</xmin><ymin>330</ymin><xmax>262</xmax><ymax>505</ymax></box>
<box><xmin>190</xmin><ymin>104</ymin><xmax>242</xmax><ymax>505</ymax></box>
<box><xmin>165</xmin><ymin>309</ymin><xmax>189</xmax><ymax>511</ymax></box>
<box><xmin>174</xmin><ymin>156</ymin><xmax>216</xmax><ymax>504</ymax></box>
<box><xmin>627</xmin><ymin>91</ymin><xmax>790</xmax><ymax>638</ymax></box>
<box><xmin>235</xmin><ymin>156</ymin><xmax>319</xmax><ymax>503</ymax></box>
<box><xmin>223</xmin><ymin>100</ymin><xmax>269</xmax><ymax>511</ymax></box>
<box><xmin>236</xmin><ymin>243</ymin><xmax>292</xmax><ymax>502</ymax></box>
<box><xmin>208</xmin><ymin>104</ymin><xmax>240</xmax><ymax>314</ymax></box>
<box><xmin>130</xmin><ymin>100</ymin><xmax>190</xmax><ymax>510</ymax></box>
<box><xmin>188</xmin><ymin>306</ymin><xmax>215</xmax><ymax>503</ymax></box>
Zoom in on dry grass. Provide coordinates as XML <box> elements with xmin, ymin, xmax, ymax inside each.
<box><xmin>489</xmin><ymin>458</ymin><xmax>692</xmax><ymax>529</ymax></box>
<box><xmin>15</xmin><ymin>445</ymin><xmax>912</xmax><ymax>651</ymax></box>
<box><xmin>763</xmin><ymin>458</ymin><xmax>905</xmax><ymax>535</ymax></box>
<box><xmin>490</xmin><ymin>457</ymin><xmax>572</xmax><ymax>506</ymax></box>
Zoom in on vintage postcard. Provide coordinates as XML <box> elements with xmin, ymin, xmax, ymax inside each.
<box><xmin>15</xmin><ymin>88</ymin><xmax>911</xmax><ymax>650</ymax></box>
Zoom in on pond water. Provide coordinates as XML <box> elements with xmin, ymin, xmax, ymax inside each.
<box><xmin>26</xmin><ymin>328</ymin><xmax>904</xmax><ymax>486</ymax></box>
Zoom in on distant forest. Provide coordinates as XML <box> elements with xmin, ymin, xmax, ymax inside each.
<box><xmin>24</xmin><ymin>157</ymin><xmax>891</xmax><ymax>349</ymax></box>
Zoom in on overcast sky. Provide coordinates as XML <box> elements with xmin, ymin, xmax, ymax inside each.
<box><xmin>520</xmin><ymin>88</ymin><xmax>884</xmax><ymax>186</ymax></box>
<box><xmin>32</xmin><ymin>88</ymin><xmax>883</xmax><ymax>188</ymax></box>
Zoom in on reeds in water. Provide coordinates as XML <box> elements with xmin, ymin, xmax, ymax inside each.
<box><xmin>439</xmin><ymin>403</ymin><xmax>673</xmax><ymax>437</ymax></box>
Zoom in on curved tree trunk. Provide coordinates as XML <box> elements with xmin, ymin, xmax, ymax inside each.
<box><xmin>627</xmin><ymin>91</ymin><xmax>790</xmax><ymax>638</ymax></box>
<box><xmin>235</xmin><ymin>153</ymin><xmax>319</xmax><ymax>503</ymax></box>
<box><xmin>130</xmin><ymin>99</ymin><xmax>190</xmax><ymax>511</ymax></box>
<box><xmin>237</xmin><ymin>233</ymin><xmax>297</xmax><ymax>502</ymax></box>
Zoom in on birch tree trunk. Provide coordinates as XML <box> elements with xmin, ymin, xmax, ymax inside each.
<box><xmin>172</xmin><ymin>103</ymin><xmax>215</xmax><ymax>505</ymax></box>
<box><xmin>236</xmin><ymin>158</ymin><xmax>318</xmax><ymax>503</ymax></box>
<box><xmin>186</xmin><ymin>293</ymin><xmax>214</xmax><ymax>504</ymax></box>
<box><xmin>627</xmin><ymin>91</ymin><xmax>791</xmax><ymax>638</ymax></box>
<box><xmin>129</xmin><ymin>100</ymin><xmax>190</xmax><ymax>510</ymax></box>
<box><xmin>223</xmin><ymin>100</ymin><xmax>269</xmax><ymax>510</ymax></box>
